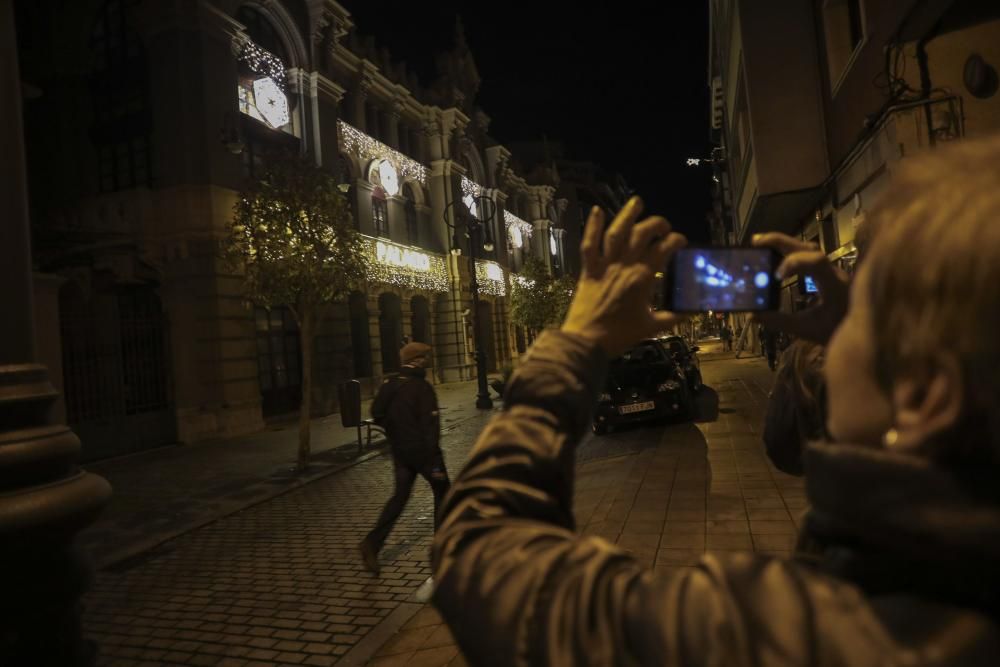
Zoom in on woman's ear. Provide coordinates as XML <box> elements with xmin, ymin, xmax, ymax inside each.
<box><xmin>890</xmin><ymin>354</ymin><xmax>964</xmax><ymax>450</ymax></box>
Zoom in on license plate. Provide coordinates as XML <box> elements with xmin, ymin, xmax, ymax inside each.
<box><xmin>619</xmin><ymin>401</ymin><xmax>655</xmax><ymax>415</ymax></box>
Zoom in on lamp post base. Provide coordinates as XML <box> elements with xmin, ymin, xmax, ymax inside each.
<box><xmin>475</xmin><ymin>393</ymin><xmax>494</xmax><ymax>410</ymax></box>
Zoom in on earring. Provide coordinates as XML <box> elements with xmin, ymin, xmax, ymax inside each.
<box><xmin>882</xmin><ymin>428</ymin><xmax>899</xmax><ymax>447</ymax></box>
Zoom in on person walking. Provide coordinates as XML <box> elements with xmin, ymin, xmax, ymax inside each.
<box><xmin>359</xmin><ymin>342</ymin><xmax>449</xmax><ymax>575</ymax></box>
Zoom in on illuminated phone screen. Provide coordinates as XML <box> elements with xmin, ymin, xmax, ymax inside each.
<box><xmin>664</xmin><ymin>247</ymin><xmax>781</xmax><ymax>313</ymax></box>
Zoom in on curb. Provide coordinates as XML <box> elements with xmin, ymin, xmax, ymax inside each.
<box><xmin>333</xmin><ymin>602</ymin><xmax>423</xmax><ymax>666</ymax></box>
<box><xmin>96</xmin><ymin>444</ymin><xmax>388</xmax><ymax>572</ymax></box>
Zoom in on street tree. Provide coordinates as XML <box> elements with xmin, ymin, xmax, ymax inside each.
<box><xmin>224</xmin><ymin>154</ymin><xmax>368</xmax><ymax>470</ymax></box>
<box><xmin>509</xmin><ymin>256</ymin><xmax>575</xmax><ymax>333</ymax></box>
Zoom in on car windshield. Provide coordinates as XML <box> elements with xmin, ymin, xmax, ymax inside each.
<box><xmin>666</xmin><ymin>340</ymin><xmax>687</xmax><ymax>356</ymax></box>
<box><xmin>612</xmin><ymin>342</ymin><xmax>666</xmax><ymax>366</ymax></box>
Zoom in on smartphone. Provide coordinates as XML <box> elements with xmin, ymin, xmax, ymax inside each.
<box><xmin>801</xmin><ymin>275</ymin><xmax>819</xmax><ymax>294</ymax></box>
<box><xmin>663</xmin><ymin>247</ymin><xmax>781</xmax><ymax>313</ymax></box>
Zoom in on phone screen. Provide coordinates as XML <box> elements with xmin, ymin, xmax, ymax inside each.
<box><xmin>664</xmin><ymin>247</ymin><xmax>780</xmax><ymax>313</ymax></box>
<box><xmin>803</xmin><ymin>275</ymin><xmax>818</xmax><ymax>293</ymax></box>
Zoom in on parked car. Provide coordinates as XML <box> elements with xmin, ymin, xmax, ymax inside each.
<box><xmin>593</xmin><ymin>339</ymin><xmax>694</xmax><ymax>435</ymax></box>
<box><xmin>659</xmin><ymin>335</ymin><xmax>703</xmax><ymax>393</ymax></box>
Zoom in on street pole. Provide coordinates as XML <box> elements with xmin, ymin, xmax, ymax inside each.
<box><xmin>0</xmin><ymin>3</ymin><xmax>111</xmax><ymax>664</ymax></box>
<box><xmin>467</xmin><ymin>223</ymin><xmax>493</xmax><ymax>410</ymax></box>
<box><xmin>443</xmin><ymin>197</ymin><xmax>494</xmax><ymax>410</ymax></box>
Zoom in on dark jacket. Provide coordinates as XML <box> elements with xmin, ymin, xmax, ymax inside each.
<box><xmin>763</xmin><ymin>349</ymin><xmax>826</xmax><ymax>476</ymax></box>
<box><xmin>371</xmin><ymin>365</ymin><xmax>440</xmax><ymax>467</ymax></box>
<box><xmin>431</xmin><ymin>330</ymin><xmax>1000</xmax><ymax>666</ymax></box>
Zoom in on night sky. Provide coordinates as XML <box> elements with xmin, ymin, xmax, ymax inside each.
<box><xmin>343</xmin><ymin>2</ymin><xmax>712</xmax><ymax>242</ymax></box>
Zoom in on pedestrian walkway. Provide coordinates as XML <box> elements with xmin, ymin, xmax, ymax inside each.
<box><xmin>80</xmin><ymin>379</ymin><xmax>486</xmax><ymax>570</ymax></box>
<box><xmin>82</xmin><ymin>351</ymin><xmax>788</xmax><ymax>667</ymax></box>
<box><xmin>360</xmin><ymin>351</ymin><xmax>792</xmax><ymax>666</ymax></box>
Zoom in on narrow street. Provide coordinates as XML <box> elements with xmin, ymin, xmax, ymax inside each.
<box><xmin>84</xmin><ymin>343</ymin><xmax>797</xmax><ymax>667</ymax></box>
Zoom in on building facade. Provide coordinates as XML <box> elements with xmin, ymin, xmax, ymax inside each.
<box><xmin>709</xmin><ymin>0</ymin><xmax>1000</xmax><ymax>317</ymax></box>
<box><xmin>17</xmin><ymin>0</ymin><xmax>590</xmax><ymax>460</ymax></box>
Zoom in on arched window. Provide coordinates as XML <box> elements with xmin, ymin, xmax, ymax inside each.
<box><xmin>410</xmin><ymin>296</ymin><xmax>430</xmax><ymax>344</ymax></box>
<box><xmin>379</xmin><ymin>293</ymin><xmax>403</xmax><ymax>373</ymax></box>
<box><xmin>337</xmin><ymin>154</ymin><xmax>360</xmax><ymax>230</ymax></box>
<box><xmin>349</xmin><ymin>291</ymin><xmax>372</xmax><ymax>378</ymax></box>
<box><xmin>90</xmin><ymin>0</ymin><xmax>152</xmax><ymax>192</ymax></box>
<box><xmin>372</xmin><ymin>187</ymin><xmax>389</xmax><ymax>238</ymax></box>
<box><xmin>403</xmin><ymin>184</ymin><xmax>419</xmax><ymax>245</ymax></box>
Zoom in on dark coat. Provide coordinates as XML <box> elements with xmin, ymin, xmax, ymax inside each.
<box><xmin>763</xmin><ymin>351</ymin><xmax>826</xmax><ymax>475</ymax></box>
<box><xmin>431</xmin><ymin>330</ymin><xmax>1000</xmax><ymax>666</ymax></box>
<box><xmin>371</xmin><ymin>365</ymin><xmax>440</xmax><ymax>468</ymax></box>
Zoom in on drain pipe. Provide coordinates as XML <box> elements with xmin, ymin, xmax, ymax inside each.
<box><xmin>915</xmin><ymin>18</ymin><xmax>945</xmax><ymax>146</ymax></box>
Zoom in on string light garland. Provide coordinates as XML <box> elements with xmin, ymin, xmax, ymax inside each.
<box><xmin>339</xmin><ymin>121</ymin><xmax>428</xmax><ymax>185</ymax></box>
<box><xmin>461</xmin><ymin>176</ymin><xmax>481</xmax><ymax>199</ymax></box>
<box><xmin>238</xmin><ymin>41</ymin><xmax>287</xmax><ymax>91</ymax></box>
<box><xmin>475</xmin><ymin>260</ymin><xmax>507</xmax><ymax>297</ymax></box>
<box><xmin>363</xmin><ymin>236</ymin><xmax>448</xmax><ymax>292</ymax></box>
<box><xmin>504</xmin><ymin>210</ymin><xmax>533</xmax><ymax>248</ymax></box>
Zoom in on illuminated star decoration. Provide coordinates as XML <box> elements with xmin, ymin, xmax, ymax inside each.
<box><xmin>253</xmin><ymin>77</ymin><xmax>290</xmax><ymax>128</ymax></box>
<box><xmin>686</xmin><ymin>158</ymin><xmax>702</xmax><ymax>166</ymax></box>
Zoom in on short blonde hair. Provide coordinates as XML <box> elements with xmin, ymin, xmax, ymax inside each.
<box><xmin>864</xmin><ymin>135</ymin><xmax>1000</xmax><ymax>466</ymax></box>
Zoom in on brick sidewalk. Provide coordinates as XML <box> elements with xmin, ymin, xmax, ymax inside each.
<box><xmin>81</xmin><ymin>379</ymin><xmax>486</xmax><ymax>570</ymax></box>
<box><xmin>84</xmin><ymin>406</ymin><xmax>498</xmax><ymax>666</ymax></box>
<box><xmin>362</xmin><ymin>352</ymin><xmax>793</xmax><ymax>666</ymax></box>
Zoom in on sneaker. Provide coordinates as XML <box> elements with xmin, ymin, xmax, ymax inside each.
<box><xmin>359</xmin><ymin>540</ymin><xmax>380</xmax><ymax>576</ymax></box>
<box><xmin>413</xmin><ymin>576</ymin><xmax>435</xmax><ymax>603</ymax></box>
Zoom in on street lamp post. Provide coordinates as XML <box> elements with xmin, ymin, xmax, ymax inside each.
<box><xmin>444</xmin><ymin>195</ymin><xmax>496</xmax><ymax>410</ymax></box>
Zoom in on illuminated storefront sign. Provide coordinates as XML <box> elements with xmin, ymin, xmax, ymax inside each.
<box><xmin>376</xmin><ymin>240</ymin><xmax>431</xmax><ymax>271</ymax></box>
<box><xmin>365</xmin><ymin>237</ymin><xmax>448</xmax><ymax>292</ymax></box>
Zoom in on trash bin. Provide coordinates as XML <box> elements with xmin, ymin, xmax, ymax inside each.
<box><xmin>338</xmin><ymin>380</ymin><xmax>384</xmax><ymax>454</ymax></box>
<box><xmin>338</xmin><ymin>380</ymin><xmax>362</xmax><ymax>428</ymax></box>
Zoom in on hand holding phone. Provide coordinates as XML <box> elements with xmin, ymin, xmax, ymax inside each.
<box><xmin>750</xmin><ymin>232</ymin><xmax>850</xmax><ymax>345</ymax></box>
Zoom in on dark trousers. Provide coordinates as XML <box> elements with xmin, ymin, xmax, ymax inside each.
<box><xmin>364</xmin><ymin>453</ymin><xmax>450</xmax><ymax>553</ymax></box>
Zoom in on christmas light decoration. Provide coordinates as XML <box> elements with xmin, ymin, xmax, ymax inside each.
<box><xmin>475</xmin><ymin>260</ymin><xmax>507</xmax><ymax>297</ymax></box>
<box><xmin>238</xmin><ymin>41</ymin><xmax>287</xmax><ymax>91</ymax></box>
<box><xmin>503</xmin><ymin>210</ymin><xmax>533</xmax><ymax>249</ymax></box>
<box><xmin>339</xmin><ymin>121</ymin><xmax>428</xmax><ymax>185</ymax></box>
<box><xmin>364</xmin><ymin>236</ymin><xmax>448</xmax><ymax>292</ymax></box>
<box><xmin>252</xmin><ymin>77</ymin><xmax>289</xmax><ymax>128</ymax></box>
<box><xmin>461</xmin><ymin>176</ymin><xmax>481</xmax><ymax>199</ymax></box>
<box><xmin>377</xmin><ymin>160</ymin><xmax>400</xmax><ymax>196</ymax></box>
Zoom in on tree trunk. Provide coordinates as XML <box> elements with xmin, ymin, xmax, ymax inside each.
<box><xmin>297</xmin><ymin>309</ymin><xmax>314</xmax><ymax>471</ymax></box>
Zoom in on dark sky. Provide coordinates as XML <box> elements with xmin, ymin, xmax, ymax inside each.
<box><xmin>342</xmin><ymin>2</ymin><xmax>712</xmax><ymax>242</ymax></box>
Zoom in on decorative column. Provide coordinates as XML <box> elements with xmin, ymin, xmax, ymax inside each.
<box><xmin>351</xmin><ymin>70</ymin><xmax>373</xmax><ymax>132</ymax></box>
<box><xmin>0</xmin><ymin>4</ymin><xmax>112</xmax><ymax>664</ymax></box>
<box><xmin>385</xmin><ymin>99</ymin><xmax>402</xmax><ymax>149</ymax></box>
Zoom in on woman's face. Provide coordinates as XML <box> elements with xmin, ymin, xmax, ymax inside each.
<box><xmin>824</xmin><ymin>264</ymin><xmax>894</xmax><ymax>445</ymax></box>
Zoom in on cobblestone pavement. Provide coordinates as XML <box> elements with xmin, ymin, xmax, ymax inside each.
<box><xmin>84</xmin><ymin>344</ymin><xmax>793</xmax><ymax>666</ymax></box>
<box><xmin>81</xmin><ymin>380</ymin><xmax>485</xmax><ymax>569</ymax></box>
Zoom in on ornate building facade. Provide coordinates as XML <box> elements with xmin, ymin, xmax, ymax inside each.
<box><xmin>17</xmin><ymin>0</ymin><xmax>589</xmax><ymax>459</ymax></box>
